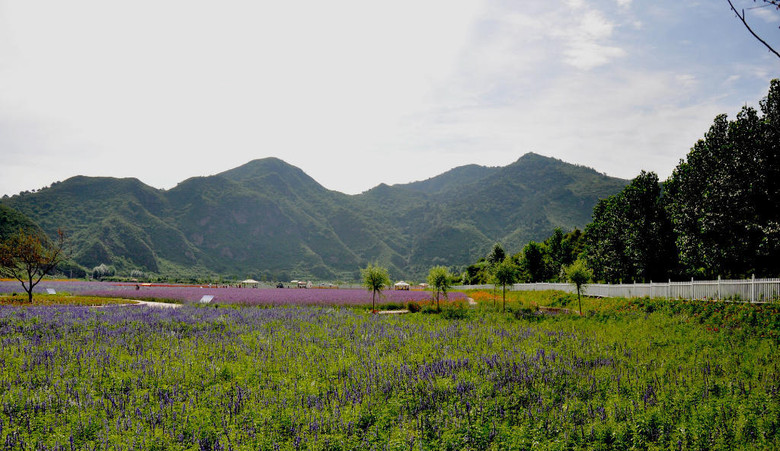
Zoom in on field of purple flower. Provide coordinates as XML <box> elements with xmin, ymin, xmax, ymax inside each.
<box><xmin>0</xmin><ymin>301</ymin><xmax>777</xmax><ymax>449</ymax></box>
<box><xmin>0</xmin><ymin>280</ymin><xmax>465</xmax><ymax>306</ymax></box>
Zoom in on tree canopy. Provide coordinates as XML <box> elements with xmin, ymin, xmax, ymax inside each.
<box><xmin>0</xmin><ymin>229</ymin><xmax>67</xmax><ymax>302</ymax></box>
<box><xmin>565</xmin><ymin>259</ymin><xmax>592</xmax><ymax>315</ymax></box>
<box><xmin>461</xmin><ymin>79</ymin><xmax>780</xmax><ymax>284</ymax></box>
<box><xmin>492</xmin><ymin>258</ymin><xmax>519</xmax><ymax>312</ymax></box>
<box><xmin>584</xmin><ymin>171</ymin><xmax>676</xmax><ymax>283</ymax></box>
<box><xmin>427</xmin><ymin>266</ymin><xmax>452</xmax><ymax>310</ymax></box>
<box><xmin>665</xmin><ymin>79</ymin><xmax>780</xmax><ymax>278</ymax></box>
<box><xmin>361</xmin><ymin>264</ymin><xmax>390</xmax><ymax>311</ymax></box>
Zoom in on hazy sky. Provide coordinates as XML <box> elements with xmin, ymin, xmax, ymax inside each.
<box><xmin>0</xmin><ymin>0</ymin><xmax>778</xmax><ymax>196</ymax></box>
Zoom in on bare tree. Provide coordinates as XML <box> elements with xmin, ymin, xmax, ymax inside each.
<box><xmin>0</xmin><ymin>229</ymin><xmax>67</xmax><ymax>302</ymax></box>
<box><xmin>727</xmin><ymin>0</ymin><xmax>780</xmax><ymax>58</ymax></box>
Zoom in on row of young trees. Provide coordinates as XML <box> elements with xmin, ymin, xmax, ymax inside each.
<box><xmin>361</xmin><ymin>264</ymin><xmax>453</xmax><ymax>311</ymax></box>
<box><xmin>478</xmin><ymin>79</ymin><xmax>780</xmax><ymax>284</ymax></box>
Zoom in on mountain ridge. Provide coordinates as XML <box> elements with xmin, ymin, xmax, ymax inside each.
<box><xmin>1</xmin><ymin>153</ymin><xmax>628</xmax><ymax>280</ymax></box>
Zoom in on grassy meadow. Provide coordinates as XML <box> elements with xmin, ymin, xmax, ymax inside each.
<box><xmin>0</xmin><ymin>290</ymin><xmax>777</xmax><ymax>449</ymax></box>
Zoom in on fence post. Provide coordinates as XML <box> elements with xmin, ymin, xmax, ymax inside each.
<box><xmin>717</xmin><ymin>275</ymin><xmax>721</xmax><ymax>301</ymax></box>
<box><xmin>668</xmin><ymin>279</ymin><xmax>671</xmax><ymax>299</ymax></box>
<box><xmin>751</xmin><ymin>274</ymin><xmax>755</xmax><ymax>303</ymax></box>
<box><xmin>691</xmin><ymin>277</ymin><xmax>694</xmax><ymax>300</ymax></box>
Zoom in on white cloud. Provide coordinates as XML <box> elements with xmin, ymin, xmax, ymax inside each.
<box><xmin>753</xmin><ymin>6</ymin><xmax>780</xmax><ymax>23</ymax></box>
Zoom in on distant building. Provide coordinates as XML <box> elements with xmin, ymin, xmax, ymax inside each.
<box><xmin>394</xmin><ymin>281</ymin><xmax>410</xmax><ymax>290</ymax></box>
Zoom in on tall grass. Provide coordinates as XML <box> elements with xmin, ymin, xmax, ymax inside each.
<box><xmin>0</xmin><ymin>298</ymin><xmax>776</xmax><ymax>449</ymax></box>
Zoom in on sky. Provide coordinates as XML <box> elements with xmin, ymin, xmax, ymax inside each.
<box><xmin>0</xmin><ymin>0</ymin><xmax>778</xmax><ymax>197</ymax></box>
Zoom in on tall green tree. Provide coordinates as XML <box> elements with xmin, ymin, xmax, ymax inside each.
<box><xmin>665</xmin><ymin>79</ymin><xmax>780</xmax><ymax>278</ymax></box>
<box><xmin>427</xmin><ymin>266</ymin><xmax>452</xmax><ymax>310</ymax></box>
<box><xmin>486</xmin><ymin>243</ymin><xmax>506</xmax><ymax>266</ymax></box>
<box><xmin>463</xmin><ymin>259</ymin><xmax>489</xmax><ymax>285</ymax></box>
<box><xmin>361</xmin><ymin>264</ymin><xmax>390</xmax><ymax>311</ymax></box>
<box><xmin>542</xmin><ymin>228</ymin><xmax>584</xmax><ymax>281</ymax></box>
<box><xmin>584</xmin><ymin>171</ymin><xmax>676</xmax><ymax>283</ymax></box>
<box><xmin>562</xmin><ymin>228</ymin><xmax>585</xmax><ymax>265</ymax></box>
<box><xmin>519</xmin><ymin>241</ymin><xmax>549</xmax><ymax>282</ymax></box>
<box><xmin>544</xmin><ymin>228</ymin><xmax>566</xmax><ymax>279</ymax></box>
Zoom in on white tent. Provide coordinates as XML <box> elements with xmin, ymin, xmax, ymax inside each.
<box><xmin>240</xmin><ymin>279</ymin><xmax>260</xmax><ymax>287</ymax></box>
<box><xmin>394</xmin><ymin>281</ymin><xmax>411</xmax><ymax>290</ymax></box>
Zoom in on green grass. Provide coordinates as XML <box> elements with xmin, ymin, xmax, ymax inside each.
<box><xmin>0</xmin><ymin>293</ymin><xmax>777</xmax><ymax>449</ymax></box>
<box><xmin>0</xmin><ymin>293</ymin><xmax>136</xmax><ymax>306</ymax></box>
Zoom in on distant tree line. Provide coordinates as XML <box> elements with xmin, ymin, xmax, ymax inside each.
<box><xmin>464</xmin><ymin>79</ymin><xmax>780</xmax><ymax>283</ymax></box>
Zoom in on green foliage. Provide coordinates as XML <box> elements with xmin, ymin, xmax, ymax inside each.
<box><xmin>427</xmin><ymin>265</ymin><xmax>452</xmax><ymax>309</ymax></box>
<box><xmin>1</xmin><ymin>153</ymin><xmax>626</xmax><ymax>281</ymax></box>
<box><xmin>491</xmin><ymin>257</ymin><xmax>519</xmax><ymax>312</ymax></box>
<box><xmin>0</xmin><ymin>302</ymin><xmax>778</xmax><ymax>449</ymax></box>
<box><xmin>565</xmin><ymin>259</ymin><xmax>592</xmax><ymax>315</ymax></box>
<box><xmin>361</xmin><ymin>264</ymin><xmax>390</xmax><ymax>310</ymax></box>
<box><xmin>584</xmin><ymin>171</ymin><xmax>676</xmax><ymax>283</ymax></box>
<box><xmin>486</xmin><ymin>242</ymin><xmax>506</xmax><ymax>265</ymax></box>
<box><xmin>463</xmin><ymin>259</ymin><xmax>489</xmax><ymax>285</ymax></box>
<box><xmin>665</xmin><ymin>79</ymin><xmax>780</xmax><ymax>279</ymax></box>
<box><xmin>0</xmin><ymin>204</ymin><xmax>41</xmax><ymax>241</ymax></box>
<box><xmin>440</xmin><ymin>299</ymin><xmax>470</xmax><ymax>319</ymax></box>
<box><xmin>519</xmin><ymin>241</ymin><xmax>549</xmax><ymax>282</ymax></box>
<box><xmin>406</xmin><ymin>301</ymin><xmax>421</xmax><ymax>313</ymax></box>
<box><xmin>0</xmin><ymin>228</ymin><xmax>67</xmax><ymax>302</ymax></box>
<box><xmin>91</xmin><ymin>263</ymin><xmax>116</xmax><ymax>280</ymax></box>
<box><xmin>576</xmin><ymin>79</ymin><xmax>780</xmax><ymax>282</ymax></box>
<box><xmin>0</xmin><ymin>294</ymin><xmax>133</xmax><ymax>306</ymax></box>
<box><xmin>565</xmin><ymin>259</ymin><xmax>591</xmax><ymax>288</ymax></box>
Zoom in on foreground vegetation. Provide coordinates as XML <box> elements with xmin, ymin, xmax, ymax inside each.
<box><xmin>0</xmin><ymin>293</ymin><xmax>135</xmax><ymax>307</ymax></box>
<box><xmin>0</xmin><ymin>292</ymin><xmax>777</xmax><ymax>449</ymax></box>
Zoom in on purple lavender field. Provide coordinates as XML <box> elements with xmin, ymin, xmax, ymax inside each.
<box><xmin>0</xmin><ymin>280</ymin><xmax>464</xmax><ymax>306</ymax></box>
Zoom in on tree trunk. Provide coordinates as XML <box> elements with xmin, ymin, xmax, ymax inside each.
<box><xmin>372</xmin><ymin>290</ymin><xmax>376</xmax><ymax>311</ymax></box>
<box><xmin>577</xmin><ymin>287</ymin><xmax>582</xmax><ymax>315</ymax></box>
<box><xmin>27</xmin><ymin>274</ymin><xmax>33</xmax><ymax>303</ymax></box>
<box><xmin>502</xmin><ymin>283</ymin><xmax>506</xmax><ymax>312</ymax></box>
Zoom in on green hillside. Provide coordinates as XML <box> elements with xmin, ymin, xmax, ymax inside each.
<box><xmin>0</xmin><ymin>153</ymin><xmax>627</xmax><ymax>280</ymax></box>
<box><xmin>0</xmin><ymin>204</ymin><xmax>41</xmax><ymax>240</ymax></box>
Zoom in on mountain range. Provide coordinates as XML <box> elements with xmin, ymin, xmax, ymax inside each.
<box><xmin>0</xmin><ymin>153</ymin><xmax>628</xmax><ymax>281</ymax></box>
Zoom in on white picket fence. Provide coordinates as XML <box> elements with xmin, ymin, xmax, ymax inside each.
<box><xmin>455</xmin><ymin>276</ymin><xmax>780</xmax><ymax>303</ymax></box>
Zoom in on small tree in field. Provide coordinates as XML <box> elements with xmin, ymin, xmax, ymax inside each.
<box><xmin>0</xmin><ymin>229</ymin><xmax>67</xmax><ymax>303</ymax></box>
<box><xmin>492</xmin><ymin>257</ymin><xmax>519</xmax><ymax>312</ymax></box>
<box><xmin>361</xmin><ymin>264</ymin><xmax>390</xmax><ymax>311</ymax></box>
<box><xmin>565</xmin><ymin>259</ymin><xmax>592</xmax><ymax>316</ymax></box>
<box><xmin>427</xmin><ymin>266</ymin><xmax>452</xmax><ymax>311</ymax></box>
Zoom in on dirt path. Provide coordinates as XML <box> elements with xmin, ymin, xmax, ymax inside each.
<box><xmin>132</xmin><ymin>300</ymin><xmax>182</xmax><ymax>308</ymax></box>
<box><xmin>99</xmin><ymin>299</ymin><xmax>182</xmax><ymax>309</ymax></box>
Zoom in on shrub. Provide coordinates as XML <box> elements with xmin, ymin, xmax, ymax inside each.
<box><xmin>511</xmin><ymin>305</ymin><xmax>542</xmax><ymax>322</ymax></box>
<box><xmin>406</xmin><ymin>302</ymin><xmax>421</xmax><ymax>313</ymax></box>
<box><xmin>421</xmin><ymin>304</ymin><xmax>441</xmax><ymax>314</ymax></box>
<box><xmin>92</xmin><ymin>263</ymin><xmax>115</xmax><ymax>280</ymax></box>
<box><xmin>441</xmin><ymin>300</ymin><xmax>469</xmax><ymax>319</ymax></box>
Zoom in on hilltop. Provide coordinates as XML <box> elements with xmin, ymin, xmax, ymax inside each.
<box><xmin>1</xmin><ymin>153</ymin><xmax>627</xmax><ymax>280</ymax></box>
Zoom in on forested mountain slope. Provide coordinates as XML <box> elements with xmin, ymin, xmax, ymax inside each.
<box><xmin>1</xmin><ymin>153</ymin><xmax>627</xmax><ymax>280</ymax></box>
